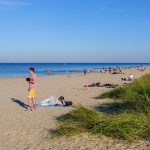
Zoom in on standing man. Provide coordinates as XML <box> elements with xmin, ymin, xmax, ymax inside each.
<box><xmin>83</xmin><ymin>68</ymin><xmax>87</xmax><ymax>76</ymax></box>
<box><xmin>27</xmin><ymin>67</ymin><xmax>37</xmax><ymax>111</ymax></box>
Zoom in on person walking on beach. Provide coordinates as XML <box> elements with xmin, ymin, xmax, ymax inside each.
<box><xmin>118</xmin><ymin>67</ymin><xmax>122</xmax><ymax>73</ymax></box>
<box><xmin>83</xmin><ymin>68</ymin><xmax>87</xmax><ymax>76</ymax></box>
<box><xmin>109</xmin><ymin>67</ymin><xmax>112</xmax><ymax>74</ymax></box>
<box><xmin>26</xmin><ymin>67</ymin><xmax>37</xmax><ymax>111</ymax></box>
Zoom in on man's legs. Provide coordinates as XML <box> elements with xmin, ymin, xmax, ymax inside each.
<box><xmin>32</xmin><ymin>97</ymin><xmax>36</xmax><ymax>108</ymax></box>
<box><xmin>28</xmin><ymin>89</ymin><xmax>36</xmax><ymax>111</ymax></box>
<box><xmin>28</xmin><ymin>97</ymin><xmax>33</xmax><ymax>110</ymax></box>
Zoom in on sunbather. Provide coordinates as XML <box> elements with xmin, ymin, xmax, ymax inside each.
<box><xmin>84</xmin><ymin>82</ymin><xmax>101</xmax><ymax>87</ymax></box>
<box><xmin>101</xmin><ymin>83</ymin><xmax>118</xmax><ymax>88</ymax></box>
<box><xmin>38</xmin><ymin>96</ymin><xmax>72</xmax><ymax>107</ymax></box>
<box><xmin>84</xmin><ymin>82</ymin><xmax>118</xmax><ymax>88</ymax></box>
<box><xmin>121</xmin><ymin>74</ymin><xmax>134</xmax><ymax>81</ymax></box>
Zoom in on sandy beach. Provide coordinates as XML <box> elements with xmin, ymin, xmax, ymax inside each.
<box><xmin>0</xmin><ymin>67</ymin><xmax>150</xmax><ymax>150</ymax></box>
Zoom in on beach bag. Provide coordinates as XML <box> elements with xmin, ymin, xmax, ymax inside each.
<box><xmin>65</xmin><ymin>101</ymin><xmax>73</xmax><ymax>107</ymax></box>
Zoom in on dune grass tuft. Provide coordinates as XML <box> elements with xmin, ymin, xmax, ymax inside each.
<box><xmin>52</xmin><ymin>107</ymin><xmax>103</xmax><ymax>137</ymax></box>
<box><xmin>52</xmin><ymin>107</ymin><xmax>150</xmax><ymax>141</ymax></box>
<box><xmin>51</xmin><ymin>74</ymin><xmax>150</xmax><ymax>141</ymax></box>
<box><xmin>100</xmin><ymin>74</ymin><xmax>150</xmax><ymax>113</ymax></box>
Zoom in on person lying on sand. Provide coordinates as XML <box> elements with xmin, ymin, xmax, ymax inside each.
<box><xmin>111</xmin><ymin>67</ymin><xmax>124</xmax><ymax>74</ymax></box>
<box><xmin>84</xmin><ymin>82</ymin><xmax>101</xmax><ymax>87</ymax></box>
<box><xmin>39</xmin><ymin>96</ymin><xmax>73</xmax><ymax>107</ymax></box>
<box><xmin>100</xmin><ymin>83</ymin><xmax>118</xmax><ymax>88</ymax></box>
<box><xmin>84</xmin><ymin>83</ymin><xmax>118</xmax><ymax>88</ymax></box>
<box><xmin>121</xmin><ymin>74</ymin><xmax>134</xmax><ymax>81</ymax></box>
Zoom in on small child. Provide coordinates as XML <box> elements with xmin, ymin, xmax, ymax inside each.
<box><xmin>26</xmin><ymin>78</ymin><xmax>31</xmax><ymax>82</ymax></box>
<box><xmin>26</xmin><ymin>68</ymin><xmax>37</xmax><ymax>111</ymax></box>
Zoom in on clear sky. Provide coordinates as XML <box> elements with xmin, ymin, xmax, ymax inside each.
<box><xmin>0</xmin><ymin>0</ymin><xmax>150</xmax><ymax>63</ymax></box>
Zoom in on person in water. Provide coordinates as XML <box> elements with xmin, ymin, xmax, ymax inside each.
<box><xmin>26</xmin><ymin>67</ymin><xmax>37</xmax><ymax>111</ymax></box>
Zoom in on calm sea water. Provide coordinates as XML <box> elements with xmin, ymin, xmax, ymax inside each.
<box><xmin>0</xmin><ymin>63</ymin><xmax>149</xmax><ymax>77</ymax></box>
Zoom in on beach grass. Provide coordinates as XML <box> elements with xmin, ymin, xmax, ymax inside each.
<box><xmin>51</xmin><ymin>107</ymin><xmax>104</xmax><ymax>137</ymax></box>
<box><xmin>100</xmin><ymin>73</ymin><xmax>150</xmax><ymax>113</ymax></box>
<box><xmin>52</xmin><ymin>74</ymin><xmax>150</xmax><ymax>141</ymax></box>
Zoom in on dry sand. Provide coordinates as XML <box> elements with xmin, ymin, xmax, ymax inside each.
<box><xmin>0</xmin><ymin>67</ymin><xmax>150</xmax><ymax>150</ymax></box>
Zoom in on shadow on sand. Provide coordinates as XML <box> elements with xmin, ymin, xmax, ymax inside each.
<box><xmin>11</xmin><ymin>98</ymin><xmax>29</xmax><ymax>109</ymax></box>
<box><xmin>94</xmin><ymin>101</ymin><xmax>130</xmax><ymax>115</ymax></box>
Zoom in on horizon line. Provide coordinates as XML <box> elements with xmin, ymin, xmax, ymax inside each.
<box><xmin>0</xmin><ymin>62</ymin><xmax>150</xmax><ymax>64</ymax></box>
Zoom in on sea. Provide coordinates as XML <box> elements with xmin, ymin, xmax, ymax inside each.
<box><xmin>0</xmin><ymin>63</ymin><xmax>149</xmax><ymax>77</ymax></box>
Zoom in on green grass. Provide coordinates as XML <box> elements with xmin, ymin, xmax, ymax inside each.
<box><xmin>51</xmin><ymin>74</ymin><xmax>150</xmax><ymax>141</ymax></box>
<box><xmin>51</xmin><ymin>107</ymin><xmax>104</xmax><ymax>137</ymax></box>
<box><xmin>100</xmin><ymin>74</ymin><xmax>150</xmax><ymax>113</ymax></box>
<box><xmin>52</xmin><ymin>107</ymin><xmax>150</xmax><ymax>141</ymax></box>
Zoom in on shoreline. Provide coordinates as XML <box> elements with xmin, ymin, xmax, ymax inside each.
<box><xmin>0</xmin><ymin>65</ymin><xmax>149</xmax><ymax>79</ymax></box>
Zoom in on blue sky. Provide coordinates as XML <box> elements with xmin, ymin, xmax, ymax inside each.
<box><xmin>0</xmin><ymin>0</ymin><xmax>150</xmax><ymax>63</ymax></box>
